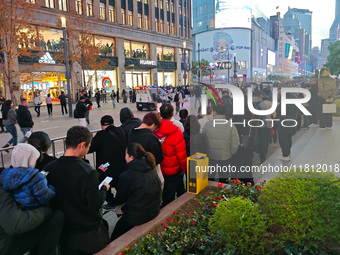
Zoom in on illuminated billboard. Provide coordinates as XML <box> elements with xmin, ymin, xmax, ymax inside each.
<box><xmin>215</xmin><ymin>0</ymin><xmax>252</xmax><ymax>29</ymax></box>
<box><xmin>268</xmin><ymin>50</ymin><xmax>276</xmax><ymax>65</ymax></box>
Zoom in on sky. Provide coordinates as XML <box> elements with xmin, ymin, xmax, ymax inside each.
<box><xmin>254</xmin><ymin>0</ymin><xmax>335</xmax><ymax>48</ymax></box>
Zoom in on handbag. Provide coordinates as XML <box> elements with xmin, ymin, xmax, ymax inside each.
<box><xmin>322</xmin><ymin>103</ymin><xmax>336</xmax><ymax>114</ymax></box>
<box><xmin>239</xmin><ymin>127</ymin><xmax>255</xmax><ymax>150</ymax></box>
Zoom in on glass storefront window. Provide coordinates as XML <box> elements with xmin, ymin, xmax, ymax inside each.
<box><xmin>86</xmin><ymin>0</ymin><xmax>93</xmax><ymax>17</ymax></box>
<box><xmin>40</xmin><ymin>28</ymin><xmax>63</xmax><ymax>52</ymax></box>
<box><xmin>121</xmin><ymin>9</ymin><xmax>126</xmax><ymax>24</ymax></box>
<box><xmin>109</xmin><ymin>5</ymin><xmax>115</xmax><ymax>22</ymax></box>
<box><xmin>125</xmin><ymin>41</ymin><xmax>149</xmax><ymax>59</ymax></box>
<box><xmin>128</xmin><ymin>11</ymin><xmax>133</xmax><ymax>26</ymax></box>
<box><xmin>95</xmin><ymin>36</ymin><xmax>115</xmax><ymax>56</ymax></box>
<box><xmin>59</xmin><ymin>0</ymin><xmax>67</xmax><ymax>11</ymax></box>
<box><xmin>45</xmin><ymin>0</ymin><xmax>54</xmax><ymax>8</ymax></box>
<box><xmin>100</xmin><ymin>3</ymin><xmax>106</xmax><ymax>20</ymax></box>
<box><xmin>157</xmin><ymin>71</ymin><xmax>175</xmax><ymax>87</ymax></box>
<box><xmin>126</xmin><ymin>69</ymin><xmax>150</xmax><ymax>88</ymax></box>
<box><xmin>156</xmin><ymin>46</ymin><xmax>174</xmax><ymax>61</ymax></box>
<box><xmin>84</xmin><ymin>70</ymin><xmax>117</xmax><ymax>92</ymax></box>
<box><xmin>144</xmin><ymin>15</ymin><xmax>149</xmax><ymax>29</ymax></box>
<box><xmin>138</xmin><ymin>14</ymin><xmax>142</xmax><ymax>28</ymax></box>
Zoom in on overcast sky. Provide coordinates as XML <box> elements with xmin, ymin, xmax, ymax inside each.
<box><xmin>255</xmin><ymin>0</ymin><xmax>335</xmax><ymax>48</ymax></box>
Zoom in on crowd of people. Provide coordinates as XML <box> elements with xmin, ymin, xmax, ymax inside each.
<box><xmin>0</xmin><ymin>67</ymin><xmax>338</xmax><ymax>255</ymax></box>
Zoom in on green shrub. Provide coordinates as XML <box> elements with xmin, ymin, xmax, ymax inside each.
<box><xmin>258</xmin><ymin>171</ymin><xmax>340</xmax><ymax>253</ymax></box>
<box><xmin>209</xmin><ymin>197</ymin><xmax>267</xmax><ymax>255</ymax></box>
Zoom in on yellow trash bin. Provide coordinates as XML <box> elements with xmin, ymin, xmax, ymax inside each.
<box><xmin>187</xmin><ymin>153</ymin><xmax>209</xmax><ymax>194</ymax></box>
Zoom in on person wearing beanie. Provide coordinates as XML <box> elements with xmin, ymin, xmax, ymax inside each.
<box><xmin>0</xmin><ymin>143</ymin><xmax>55</xmax><ymax>210</ymax></box>
<box><xmin>119</xmin><ymin>107</ymin><xmax>142</xmax><ymax>141</ymax></box>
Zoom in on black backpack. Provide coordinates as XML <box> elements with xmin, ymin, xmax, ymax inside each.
<box><xmin>174</xmin><ymin>93</ymin><xmax>179</xmax><ymax>102</ymax></box>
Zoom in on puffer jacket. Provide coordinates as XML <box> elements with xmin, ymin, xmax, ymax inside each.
<box><xmin>318</xmin><ymin>76</ymin><xmax>338</xmax><ymax>100</ymax></box>
<box><xmin>153</xmin><ymin>119</ymin><xmax>187</xmax><ymax>176</ymax></box>
<box><xmin>203</xmin><ymin>115</ymin><xmax>239</xmax><ymax>161</ymax></box>
<box><xmin>0</xmin><ymin>167</ymin><xmax>55</xmax><ymax>210</ymax></box>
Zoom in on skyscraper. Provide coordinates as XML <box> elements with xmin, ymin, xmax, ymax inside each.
<box><xmin>330</xmin><ymin>0</ymin><xmax>340</xmax><ymax>41</ymax></box>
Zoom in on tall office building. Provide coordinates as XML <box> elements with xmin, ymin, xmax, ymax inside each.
<box><xmin>330</xmin><ymin>0</ymin><xmax>340</xmax><ymax>41</ymax></box>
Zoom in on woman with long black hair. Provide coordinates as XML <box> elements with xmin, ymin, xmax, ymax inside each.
<box><xmin>2</xmin><ymin>100</ymin><xmax>18</xmax><ymax>149</ymax></box>
<box><xmin>110</xmin><ymin>143</ymin><xmax>161</xmax><ymax>241</ymax></box>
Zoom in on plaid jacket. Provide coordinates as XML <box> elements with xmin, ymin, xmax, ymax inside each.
<box><xmin>0</xmin><ymin>167</ymin><xmax>55</xmax><ymax>210</ymax></box>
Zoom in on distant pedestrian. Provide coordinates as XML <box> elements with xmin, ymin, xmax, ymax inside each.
<box><xmin>0</xmin><ymin>97</ymin><xmax>6</xmax><ymax>132</ymax></box>
<box><xmin>17</xmin><ymin>98</ymin><xmax>34</xmax><ymax>143</ymax></box>
<box><xmin>174</xmin><ymin>88</ymin><xmax>183</xmax><ymax>114</ymax></box>
<box><xmin>117</xmin><ymin>88</ymin><xmax>120</xmax><ymax>103</ymax></box>
<box><xmin>110</xmin><ymin>90</ymin><xmax>116</xmax><ymax>108</ymax></box>
<box><xmin>122</xmin><ymin>89</ymin><xmax>127</xmax><ymax>103</ymax></box>
<box><xmin>95</xmin><ymin>89</ymin><xmax>101</xmax><ymax>108</ymax></box>
<box><xmin>46</xmin><ymin>94</ymin><xmax>53</xmax><ymax>116</ymax></box>
<box><xmin>33</xmin><ymin>93</ymin><xmax>42</xmax><ymax>117</ymax></box>
<box><xmin>129</xmin><ymin>90</ymin><xmax>133</xmax><ymax>103</ymax></box>
<box><xmin>2</xmin><ymin>100</ymin><xmax>17</xmax><ymax>148</ymax></box>
<box><xmin>58</xmin><ymin>91</ymin><xmax>68</xmax><ymax>115</ymax></box>
<box><xmin>73</xmin><ymin>96</ymin><xmax>88</xmax><ymax>127</ymax></box>
<box><xmin>84</xmin><ymin>93</ymin><xmax>93</xmax><ymax>125</ymax></box>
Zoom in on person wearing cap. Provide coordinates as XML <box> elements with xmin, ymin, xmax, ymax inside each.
<box><xmin>88</xmin><ymin>115</ymin><xmax>127</xmax><ymax>211</ymax></box>
<box><xmin>318</xmin><ymin>67</ymin><xmax>338</xmax><ymax>130</ymax></box>
<box><xmin>0</xmin><ymin>143</ymin><xmax>55</xmax><ymax>210</ymax></box>
<box><xmin>73</xmin><ymin>96</ymin><xmax>88</xmax><ymax>127</ymax></box>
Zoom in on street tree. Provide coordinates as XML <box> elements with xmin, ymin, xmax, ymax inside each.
<box><xmin>0</xmin><ymin>0</ymin><xmax>44</xmax><ymax>100</ymax></box>
<box><xmin>192</xmin><ymin>59</ymin><xmax>210</xmax><ymax>77</ymax></box>
<box><xmin>325</xmin><ymin>40</ymin><xmax>340</xmax><ymax>75</ymax></box>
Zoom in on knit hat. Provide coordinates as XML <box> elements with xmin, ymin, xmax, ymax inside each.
<box><xmin>320</xmin><ymin>68</ymin><xmax>330</xmax><ymax>78</ymax></box>
<box><xmin>11</xmin><ymin>143</ymin><xmax>40</xmax><ymax>168</ymax></box>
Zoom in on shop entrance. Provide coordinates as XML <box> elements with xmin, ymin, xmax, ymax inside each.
<box><xmin>126</xmin><ymin>69</ymin><xmax>150</xmax><ymax>88</ymax></box>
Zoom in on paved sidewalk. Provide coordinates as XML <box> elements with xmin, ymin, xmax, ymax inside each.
<box><xmin>255</xmin><ymin>120</ymin><xmax>340</xmax><ymax>183</ymax></box>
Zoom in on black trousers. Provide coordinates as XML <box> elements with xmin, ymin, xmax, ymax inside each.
<box><xmin>60</xmin><ymin>220</ymin><xmax>109</xmax><ymax>255</ymax></box>
<box><xmin>310</xmin><ymin>104</ymin><xmax>319</xmax><ymax>124</ymax></box>
<box><xmin>278</xmin><ymin>125</ymin><xmax>295</xmax><ymax>157</ymax></box>
<box><xmin>256</xmin><ymin>128</ymin><xmax>268</xmax><ymax>163</ymax></box>
<box><xmin>96</xmin><ymin>99</ymin><xmax>101</xmax><ymax>108</ymax></box>
<box><xmin>2</xmin><ymin>210</ymin><xmax>64</xmax><ymax>255</ymax></box>
<box><xmin>162</xmin><ymin>171</ymin><xmax>182</xmax><ymax>208</ymax></box>
<box><xmin>61</xmin><ymin>103</ymin><xmax>68</xmax><ymax>115</ymax></box>
<box><xmin>318</xmin><ymin>102</ymin><xmax>333</xmax><ymax>128</ymax></box>
<box><xmin>110</xmin><ymin>216</ymin><xmax>133</xmax><ymax>241</ymax></box>
<box><xmin>47</xmin><ymin>104</ymin><xmax>53</xmax><ymax>115</ymax></box>
<box><xmin>34</xmin><ymin>106</ymin><xmax>40</xmax><ymax>116</ymax></box>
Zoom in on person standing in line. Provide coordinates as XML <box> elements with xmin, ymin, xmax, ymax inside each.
<box><xmin>17</xmin><ymin>98</ymin><xmax>34</xmax><ymax>143</ymax></box>
<box><xmin>318</xmin><ymin>67</ymin><xmax>338</xmax><ymax>130</ymax></box>
<box><xmin>58</xmin><ymin>91</ymin><xmax>68</xmax><ymax>115</ymax></box>
<box><xmin>46</xmin><ymin>126</ymin><xmax>110</xmax><ymax>254</ymax></box>
<box><xmin>46</xmin><ymin>94</ymin><xmax>53</xmax><ymax>116</ymax></box>
<box><xmin>73</xmin><ymin>96</ymin><xmax>88</xmax><ymax>127</ymax></box>
<box><xmin>95</xmin><ymin>89</ymin><xmax>101</xmax><ymax>108</ymax></box>
<box><xmin>110</xmin><ymin>90</ymin><xmax>116</xmax><ymax>108</ymax></box>
<box><xmin>117</xmin><ymin>88</ymin><xmax>120</xmax><ymax>103</ymax></box>
<box><xmin>2</xmin><ymin>100</ymin><xmax>18</xmax><ymax>149</ymax></box>
<box><xmin>33</xmin><ymin>93</ymin><xmax>42</xmax><ymax>117</ymax></box>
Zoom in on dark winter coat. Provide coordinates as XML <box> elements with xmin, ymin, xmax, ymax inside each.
<box><xmin>17</xmin><ymin>105</ymin><xmax>34</xmax><ymax>128</ymax></box>
<box><xmin>88</xmin><ymin>125</ymin><xmax>127</xmax><ymax>181</ymax></box>
<box><xmin>115</xmin><ymin>157</ymin><xmax>161</xmax><ymax>226</ymax></box>
<box><xmin>128</xmin><ymin>128</ymin><xmax>164</xmax><ymax>165</ymax></box>
<box><xmin>74</xmin><ymin>101</ymin><xmax>88</xmax><ymax>118</ymax></box>
<box><xmin>0</xmin><ymin>167</ymin><xmax>55</xmax><ymax>210</ymax></box>
<box><xmin>0</xmin><ymin>184</ymin><xmax>53</xmax><ymax>254</ymax></box>
<box><xmin>119</xmin><ymin>108</ymin><xmax>142</xmax><ymax>140</ymax></box>
<box><xmin>183</xmin><ymin>131</ymin><xmax>208</xmax><ymax>157</ymax></box>
<box><xmin>58</xmin><ymin>93</ymin><xmax>67</xmax><ymax>104</ymax></box>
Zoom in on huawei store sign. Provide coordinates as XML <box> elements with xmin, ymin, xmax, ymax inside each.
<box><xmin>39</xmin><ymin>52</ymin><xmax>56</xmax><ymax>64</ymax></box>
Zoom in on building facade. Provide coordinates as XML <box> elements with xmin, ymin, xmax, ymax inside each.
<box><xmin>3</xmin><ymin>0</ymin><xmax>192</xmax><ymax>101</ymax></box>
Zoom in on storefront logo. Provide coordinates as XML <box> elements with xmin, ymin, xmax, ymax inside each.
<box><xmin>39</xmin><ymin>52</ymin><xmax>56</xmax><ymax>64</ymax></box>
<box><xmin>102</xmin><ymin>77</ymin><xmax>112</xmax><ymax>88</ymax></box>
<box><xmin>140</xmin><ymin>60</ymin><xmax>156</xmax><ymax>66</ymax></box>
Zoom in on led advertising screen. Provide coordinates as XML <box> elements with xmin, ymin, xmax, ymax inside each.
<box><xmin>215</xmin><ymin>0</ymin><xmax>252</xmax><ymax>29</ymax></box>
<box><xmin>268</xmin><ymin>50</ymin><xmax>276</xmax><ymax>65</ymax></box>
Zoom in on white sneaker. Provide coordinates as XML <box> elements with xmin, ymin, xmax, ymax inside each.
<box><xmin>308</xmin><ymin>124</ymin><xmax>318</xmax><ymax>128</ymax></box>
<box><xmin>279</xmin><ymin>155</ymin><xmax>291</xmax><ymax>161</ymax></box>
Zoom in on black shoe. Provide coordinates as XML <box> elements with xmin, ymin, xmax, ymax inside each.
<box><xmin>102</xmin><ymin>204</ymin><xmax>117</xmax><ymax>212</ymax></box>
<box><xmin>2</xmin><ymin>144</ymin><xmax>10</xmax><ymax>153</ymax></box>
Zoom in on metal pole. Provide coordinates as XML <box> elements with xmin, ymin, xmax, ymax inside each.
<box><xmin>227</xmin><ymin>50</ymin><xmax>230</xmax><ymax>83</ymax></box>
<box><xmin>183</xmin><ymin>48</ymin><xmax>186</xmax><ymax>87</ymax></box>
<box><xmin>233</xmin><ymin>54</ymin><xmax>237</xmax><ymax>81</ymax></box>
<box><xmin>62</xmin><ymin>27</ymin><xmax>73</xmax><ymax>117</ymax></box>
<box><xmin>198</xmin><ymin>43</ymin><xmax>200</xmax><ymax>83</ymax></box>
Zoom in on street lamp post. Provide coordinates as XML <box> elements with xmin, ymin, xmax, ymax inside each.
<box><xmin>183</xmin><ymin>41</ymin><xmax>187</xmax><ymax>87</ymax></box>
<box><xmin>61</xmin><ymin>17</ymin><xmax>72</xmax><ymax>117</ymax></box>
<box><xmin>233</xmin><ymin>52</ymin><xmax>237</xmax><ymax>82</ymax></box>
<box><xmin>227</xmin><ymin>47</ymin><xmax>230</xmax><ymax>83</ymax></box>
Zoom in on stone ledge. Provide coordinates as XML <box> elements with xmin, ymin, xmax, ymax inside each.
<box><xmin>96</xmin><ymin>182</ymin><xmax>219</xmax><ymax>255</ymax></box>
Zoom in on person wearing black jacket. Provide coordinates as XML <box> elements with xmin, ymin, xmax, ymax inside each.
<box><xmin>83</xmin><ymin>93</ymin><xmax>93</xmax><ymax>124</ymax></box>
<box><xmin>17</xmin><ymin>98</ymin><xmax>34</xmax><ymax>143</ymax></box>
<box><xmin>119</xmin><ymin>107</ymin><xmax>142</xmax><ymax>141</ymax></box>
<box><xmin>58</xmin><ymin>91</ymin><xmax>68</xmax><ymax>115</ymax></box>
<box><xmin>46</xmin><ymin>126</ymin><xmax>110</xmax><ymax>254</ymax></box>
<box><xmin>74</xmin><ymin>96</ymin><xmax>88</xmax><ymax>127</ymax></box>
<box><xmin>308</xmin><ymin>78</ymin><xmax>319</xmax><ymax>127</ymax></box>
<box><xmin>88</xmin><ymin>115</ymin><xmax>127</xmax><ymax>210</ymax></box>
<box><xmin>95</xmin><ymin>89</ymin><xmax>101</xmax><ymax>108</ymax></box>
<box><xmin>110</xmin><ymin>143</ymin><xmax>161</xmax><ymax>241</ymax></box>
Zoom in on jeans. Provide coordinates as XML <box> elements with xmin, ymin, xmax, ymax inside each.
<box><xmin>5</xmin><ymin>124</ymin><xmax>18</xmax><ymax>146</ymax></box>
<box><xmin>19</xmin><ymin>127</ymin><xmax>32</xmax><ymax>143</ymax></box>
<box><xmin>78</xmin><ymin>118</ymin><xmax>87</xmax><ymax>127</ymax></box>
<box><xmin>111</xmin><ymin>99</ymin><xmax>116</xmax><ymax>108</ymax></box>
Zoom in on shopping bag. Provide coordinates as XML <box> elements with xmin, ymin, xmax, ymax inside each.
<box><xmin>322</xmin><ymin>104</ymin><xmax>336</xmax><ymax>114</ymax></box>
<box><xmin>187</xmin><ymin>153</ymin><xmax>209</xmax><ymax>194</ymax></box>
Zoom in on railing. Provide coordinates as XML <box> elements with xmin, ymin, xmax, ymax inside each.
<box><xmin>0</xmin><ymin>129</ymin><xmax>100</xmax><ymax>168</ymax></box>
